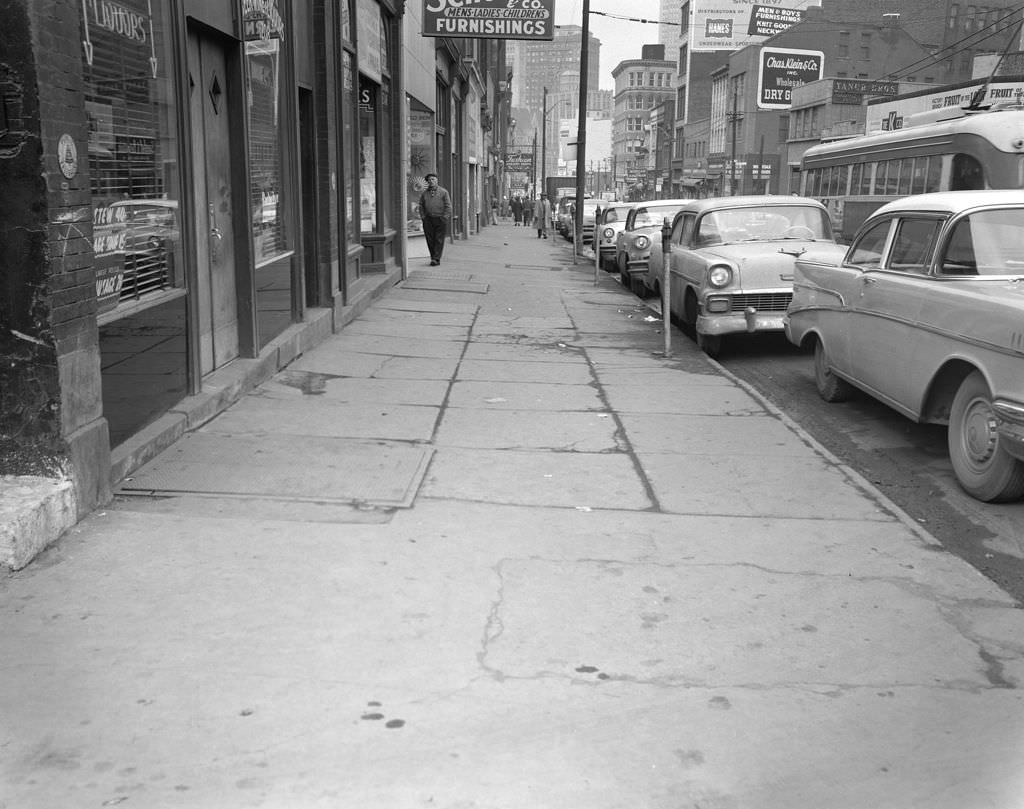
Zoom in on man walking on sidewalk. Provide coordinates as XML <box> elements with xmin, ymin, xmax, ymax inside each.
<box><xmin>418</xmin><ymin>173</ymin><xmax>452</xmax><ymax>265</ymax></box>
<box><xmin>534</xmin><ymin>193</ymin><xmax>551</xmax><ymax>239</ymax></box>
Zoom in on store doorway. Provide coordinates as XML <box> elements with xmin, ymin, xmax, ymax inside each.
<box><xmin>187</xmin><ymin>25</ymin><xmax>240</xmax><ymax>373</ymax></box>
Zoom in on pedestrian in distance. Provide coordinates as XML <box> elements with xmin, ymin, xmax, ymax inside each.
<box><xmin>534</xmin><ymin>193</ymin><xmax>552</xmax><ymax>239</ymax></box>
<box><xmin>522</xmin><ymin>196</ymin><xmax>533</xmax><ymax>228</ymax></box>
<box><xmin>418</xmin><ymin>173</ymin><xmax>452</xmax><ymax>266</ymax></box>
<box><xmin>490</xmin><ymin>196</ymin><xmax>499</xmax><ymax>225</ymax></box>
<box><xmin>511</xmin><ymin>195</ymin><xmax>523</xmax><ymax>226</ymax></box>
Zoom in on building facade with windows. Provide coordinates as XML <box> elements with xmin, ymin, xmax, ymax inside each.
<box><xmin>611</xmin><ymin>45</ymin><xmax>676</xmax><ymax>199</ymax></box>
<box><xmin>2</xmin><ymin>0</ymin><xmax>507</xmax><ymax>558</ymax></box>
<box><xmin>671</xmin><ymin>0</ymin><xmax>1024</xmax><ymax>195</ymax></box>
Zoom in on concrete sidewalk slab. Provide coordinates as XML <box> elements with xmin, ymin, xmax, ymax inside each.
<box><xmin>422</xmin><ymin>448</ymin><xmax>651</xmax><ymax>509</ymax></box>
<box><xmin>4</xmin><ymin>224</ymin><xmax>1024</xmax><ymax>808</ymax></box>
<box><xmin>435</xmin><ymin>409</ymin><xmax>620</xmax><ymax>451</ymax></box>
<box><xmin>447</xmin><ymin>380</ymin><xmax>604</xmax><ymax>411</ymax></box>
<box><xmin>202</xmin><ymin>395</ymin><xmax>440</xmax><ymax>441</ymax></box>
<box><xmin>119</xmin><ymin>435</ymin><xmax>433</xmax><ymax>508</ymax></box>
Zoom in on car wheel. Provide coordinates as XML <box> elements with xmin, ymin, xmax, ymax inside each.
<box><xmin>814</xmin><ymin>340</ymin><xmax>853</xmax><ymax>403</ymax></box>
<box><xmin>629</xmin><ymin>274</ymin><xmax>647</xmax><ymax>298</ymax></box>
<box><xmin>948</xmin><ymin>371</ymin><xmax>1024</xmax><ymax>502</ymax></box>
<box><xmin>696</xmin><ymin>331</ymin><xmax>722</xmax><ymax>358</ymax></box>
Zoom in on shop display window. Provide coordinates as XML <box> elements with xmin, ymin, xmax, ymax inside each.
<box><xmin>359</xmin><ymin>77</ymin><xmax>378</xmax><ymax>233</ymax></box>
<box><xmin>245</xmin><ymin>35</ymin><xmax>289</xmax><ymax>266</ymax></box>
<box><xmin>85</xmin><ymin>0</ymin><xmax>188</xmax><ymax>446</ymax></box>
<box><xmin>342</xmin><ymin>50</ymin><xmax>358</xmax><ymax>243</ymax></box>
<box><xmin>84</xmin><ymin>0</ymin><xmax>184</xmax><ymax>323</ymax></box>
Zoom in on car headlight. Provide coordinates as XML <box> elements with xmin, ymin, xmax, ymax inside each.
<box><xmin>707</xmin><ymin>265</ymin><xmax>733</xmax><ymax>288</ymax></box>
<box><xmin>602</xmin><ymin>227</ymin><xmax>615</xmax><ymax>239</ymax></box>
<box><xmin>634</xmin><ymin>235</ymin><xmax>650</xmax><ymax>250</ymax></box>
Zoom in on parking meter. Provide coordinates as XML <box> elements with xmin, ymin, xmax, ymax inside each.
<box><xmin>661</xmin><ymin>216</ymin><xmax>672</xmax><ymax>356</ymax></box>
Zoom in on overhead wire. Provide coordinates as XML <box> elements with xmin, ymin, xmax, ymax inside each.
<box><xmin>882</xmin><ymin>4</ymin><xmax>1024</xmax><ymax>81</ymax></box>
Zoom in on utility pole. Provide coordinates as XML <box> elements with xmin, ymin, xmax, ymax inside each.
<box><xmin>541</xmin><ymin>86</ymin><xmax>548</xmax><ymax>197</ymax></box>
<box><xmin>574</xmin><ymin>0</ymin><xmax>590</xmax><ymax>260</ymax></box>
<box><xmin>532</xmin><ymin>129</ymin><xmax>538</xmax><ymax>197</ymax></box>
<box><xmin>729</xmin><ymin>86</ymin><xmax>739</xmax><ymax>196</ymax></box>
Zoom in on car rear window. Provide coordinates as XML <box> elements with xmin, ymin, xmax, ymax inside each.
<box><xmin>940</xmin><ymin>210</ymin><xmax>1024</xmax><ymax>276</ymax></box>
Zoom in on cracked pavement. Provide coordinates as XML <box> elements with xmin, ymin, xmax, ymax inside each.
<box><xmin>2</xmin><ymin>228</ymin><xmax>1023</xmax><ymax>809</ymax></box>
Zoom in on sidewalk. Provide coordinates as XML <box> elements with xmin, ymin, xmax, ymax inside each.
<box><xmin>2</xmin><ymin>223</ymin><xmax>1024</xmax><ymax>809</ymax></box>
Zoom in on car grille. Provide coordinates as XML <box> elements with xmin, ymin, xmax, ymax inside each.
<box><xmin>728</xmin><ymin>292</ymin><xmax>792</xmax><ymax>312</ymax></box>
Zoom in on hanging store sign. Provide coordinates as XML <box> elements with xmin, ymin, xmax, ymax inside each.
<box><xmin>691</xmin><ymin>0</ymin><xmax>813</xmax><ymax>52</ymax></box>
<box><xmin>504</xmin><ymin>151</ymin><xmax>534</xmax><ymax>172</ymax></box>
<box><xmin>757</xmin><ymin>47</ymin><xmax>823</xmax><ymax>109</ymax></box>
<box><xmin>423</xmin><ymin>0</ymin><xmax>555</xmax><ymax>41</ymax></box>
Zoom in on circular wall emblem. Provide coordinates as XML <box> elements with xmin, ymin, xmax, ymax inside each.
<box><xmin>57</xmin><ymin>134</ymin><xmax>78</xmax><ymax>179</ymax></box>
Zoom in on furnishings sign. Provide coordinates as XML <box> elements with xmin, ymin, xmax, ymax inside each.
<box><xmin>423</xmin><ymin>0</ymin><xmax>555</xmax><ymax>40</ymax></box>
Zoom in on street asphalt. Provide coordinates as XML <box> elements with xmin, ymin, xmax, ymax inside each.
<box><xmin>2</xmin><ymin>220</ymin><xmax>1024</xmax><ymax>808</ymax></box>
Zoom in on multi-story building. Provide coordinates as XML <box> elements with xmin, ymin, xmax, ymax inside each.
<box><xmin>659</xmin><ymin>0</ymin><xmax>685</xmax><ymax>81</ymax></box>
<box><xmin>507</xmin><ymin>26</ymin><xmax>601</xmax><ymax>180</ymax></box>
<box><xmin>611</xmin><ymin>45</ymin><xmax>676</xmax><ymax>199</ymax></box>
<box><xmin>672</xmin><ymin>0</ymin><xmax>1024</xmax><ymax>195</ymax></box>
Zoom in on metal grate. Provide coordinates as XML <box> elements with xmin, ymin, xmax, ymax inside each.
<box><xmin>728</xmin><ymin>292</ymin><xmax>792</xmax><ymax>312</ymax></box>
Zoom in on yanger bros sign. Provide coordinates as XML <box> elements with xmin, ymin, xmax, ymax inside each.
<box><xmin>423</xmin><ymin>0</ymin><xmax>555</xmax><ymax>40</ymax></box>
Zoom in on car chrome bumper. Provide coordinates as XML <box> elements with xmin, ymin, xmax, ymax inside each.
<box><xmin>697</xmin><ymin>309</ymin><xmax>787</xmax><ymax>337</ymax></box>
<box><xmin>994</xmin><ymin>399</ymin><xmax>1024</xmax><ymax>462</ymax></box>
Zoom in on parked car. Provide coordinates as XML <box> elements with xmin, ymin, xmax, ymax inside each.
<box><xmin>554</xmin><ymin>195</ymin><xmax>575</xmax><ymax>237</ymax></box>
<box><xmin>575</xmin><ymin>198</ymin><xmax>602</xmax><ymax>244</ymax></box>
<box><xmin>596</xmin><ymin>202</ymin><xmax>634</xmax><ymax>271</ymax></box>
<box><xmin>614</xmin><ymin>199</ymin><xmax>692</xmax><ymax>295</ymax></box>
<box><xmin>785</xmin><ymin>190</ymin><xmax>1024</xmax><ymax>502</ymax></box>
<box><xmin>651</xmin><ymin>196</ymin><xmax>841</xmax><ymax>357</ymax></box>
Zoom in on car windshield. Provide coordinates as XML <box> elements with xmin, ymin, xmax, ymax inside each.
<box><xmin>632</xmin><ymin>205</ymin><xmax>685</xmax><ymax>228</ymax></box>
<box><xmin>695</xmin><ymin>205</ymin><xmax>832</xmax><ymax>245</ymax></box>
<box><xmin>603</xmin><ymin>208</ymin><xmax>623</xmax><ymax>224</ymax></box>
<box><xmin>940</xmin><ymin>210</ymin><xmax>1024</xmax><ymax>276</ymax></box>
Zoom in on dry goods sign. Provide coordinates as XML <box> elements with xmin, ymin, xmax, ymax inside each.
<box><xmin>757</xmin><ymin>46</ymin><xmax>823</xmax><ymax>109</ymax></box>
<box><xmin>423</xmin><ymin>0</ymin><xmax>555</xmax><ymax>40</ymax></box>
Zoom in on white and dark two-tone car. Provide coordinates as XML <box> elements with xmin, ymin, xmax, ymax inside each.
<box><xmin>645</xmin><ymin>195</ymin><xmax>841</xmax><ymax>357</ymax></box>
<box><xmin>614</xmin><ymin>200</ymin><xmax>693</xmax><ymax>296</ymax></box>
<box><xmin>595</xmin><ymin>202</ymin><xmax>634</xmax><ymax>271</ymax></box>
<box><xmin>786</xmin><ymin>190</ymin><xmax>1024</xmax><ymax>502</ymax></box>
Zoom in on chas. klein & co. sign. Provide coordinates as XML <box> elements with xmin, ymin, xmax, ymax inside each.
<box><xmin>757</xmin><ymin>46</ymin><xmax>824</xmax><ymax>109</ymax></box>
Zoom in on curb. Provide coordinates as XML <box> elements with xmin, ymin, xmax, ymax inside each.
<box><xmin>0</xmin><ymin>475</ymin><xmax>77</xmax><ymax>572</ymax></box>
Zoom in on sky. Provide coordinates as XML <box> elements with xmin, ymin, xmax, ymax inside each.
<box><xmin>555</xmin><ymin>1</ymin><xmax>665</xmax><ymax>90</ymax></box>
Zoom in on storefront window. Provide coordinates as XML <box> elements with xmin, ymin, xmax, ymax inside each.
<box><xmin>407</xmin><ymin>101</ymin><xmax>435</xmax><ymax>234</ymax></box>
<box><xmin>359</xmin><ymin>77</ymin><xmax>378</xmax><ymax>233</ymax></box>
<box><xmin>342</xmin><ymin>50</ymin><xmax>358</xmax><ymax>242</ymax></box>
<box><xmin>379</xmin><ymin>77</ymin><xmax>392</xmax><ymax>231</ymax></box>
<box><xmin>84</xmin><ymin>0</ymin><xmax>187</xmax><ymax>445</ymax></box>
<box><xmin>84</xmin><ymin>0</ymin><xmax>184</xmax><ymax>321</ymax></box>
<box><xmin>245</xmin><ymin>12</ymin><xmax>288</xmax><ymax>265</ymax></box>
<box><xmin>244</xmin><ymin>0</ymin><xmax>293</xmax><ymax>347</ymax></box>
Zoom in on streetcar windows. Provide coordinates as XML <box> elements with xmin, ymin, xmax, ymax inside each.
<box><xmin>951</xmin><ymin>154</ymin><xmax>984</xmax><ymax>190</ymax></box>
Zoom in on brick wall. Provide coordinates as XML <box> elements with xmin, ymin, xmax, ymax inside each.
<box><xmin>0</xmin><ymin>0</ymin><xmax>62</xmax><ymax>475</ymax></box>
<box><xmin>1</xmin><ymin>0</ymin><xmax>109</xmax><ymax>508</ymax></box>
